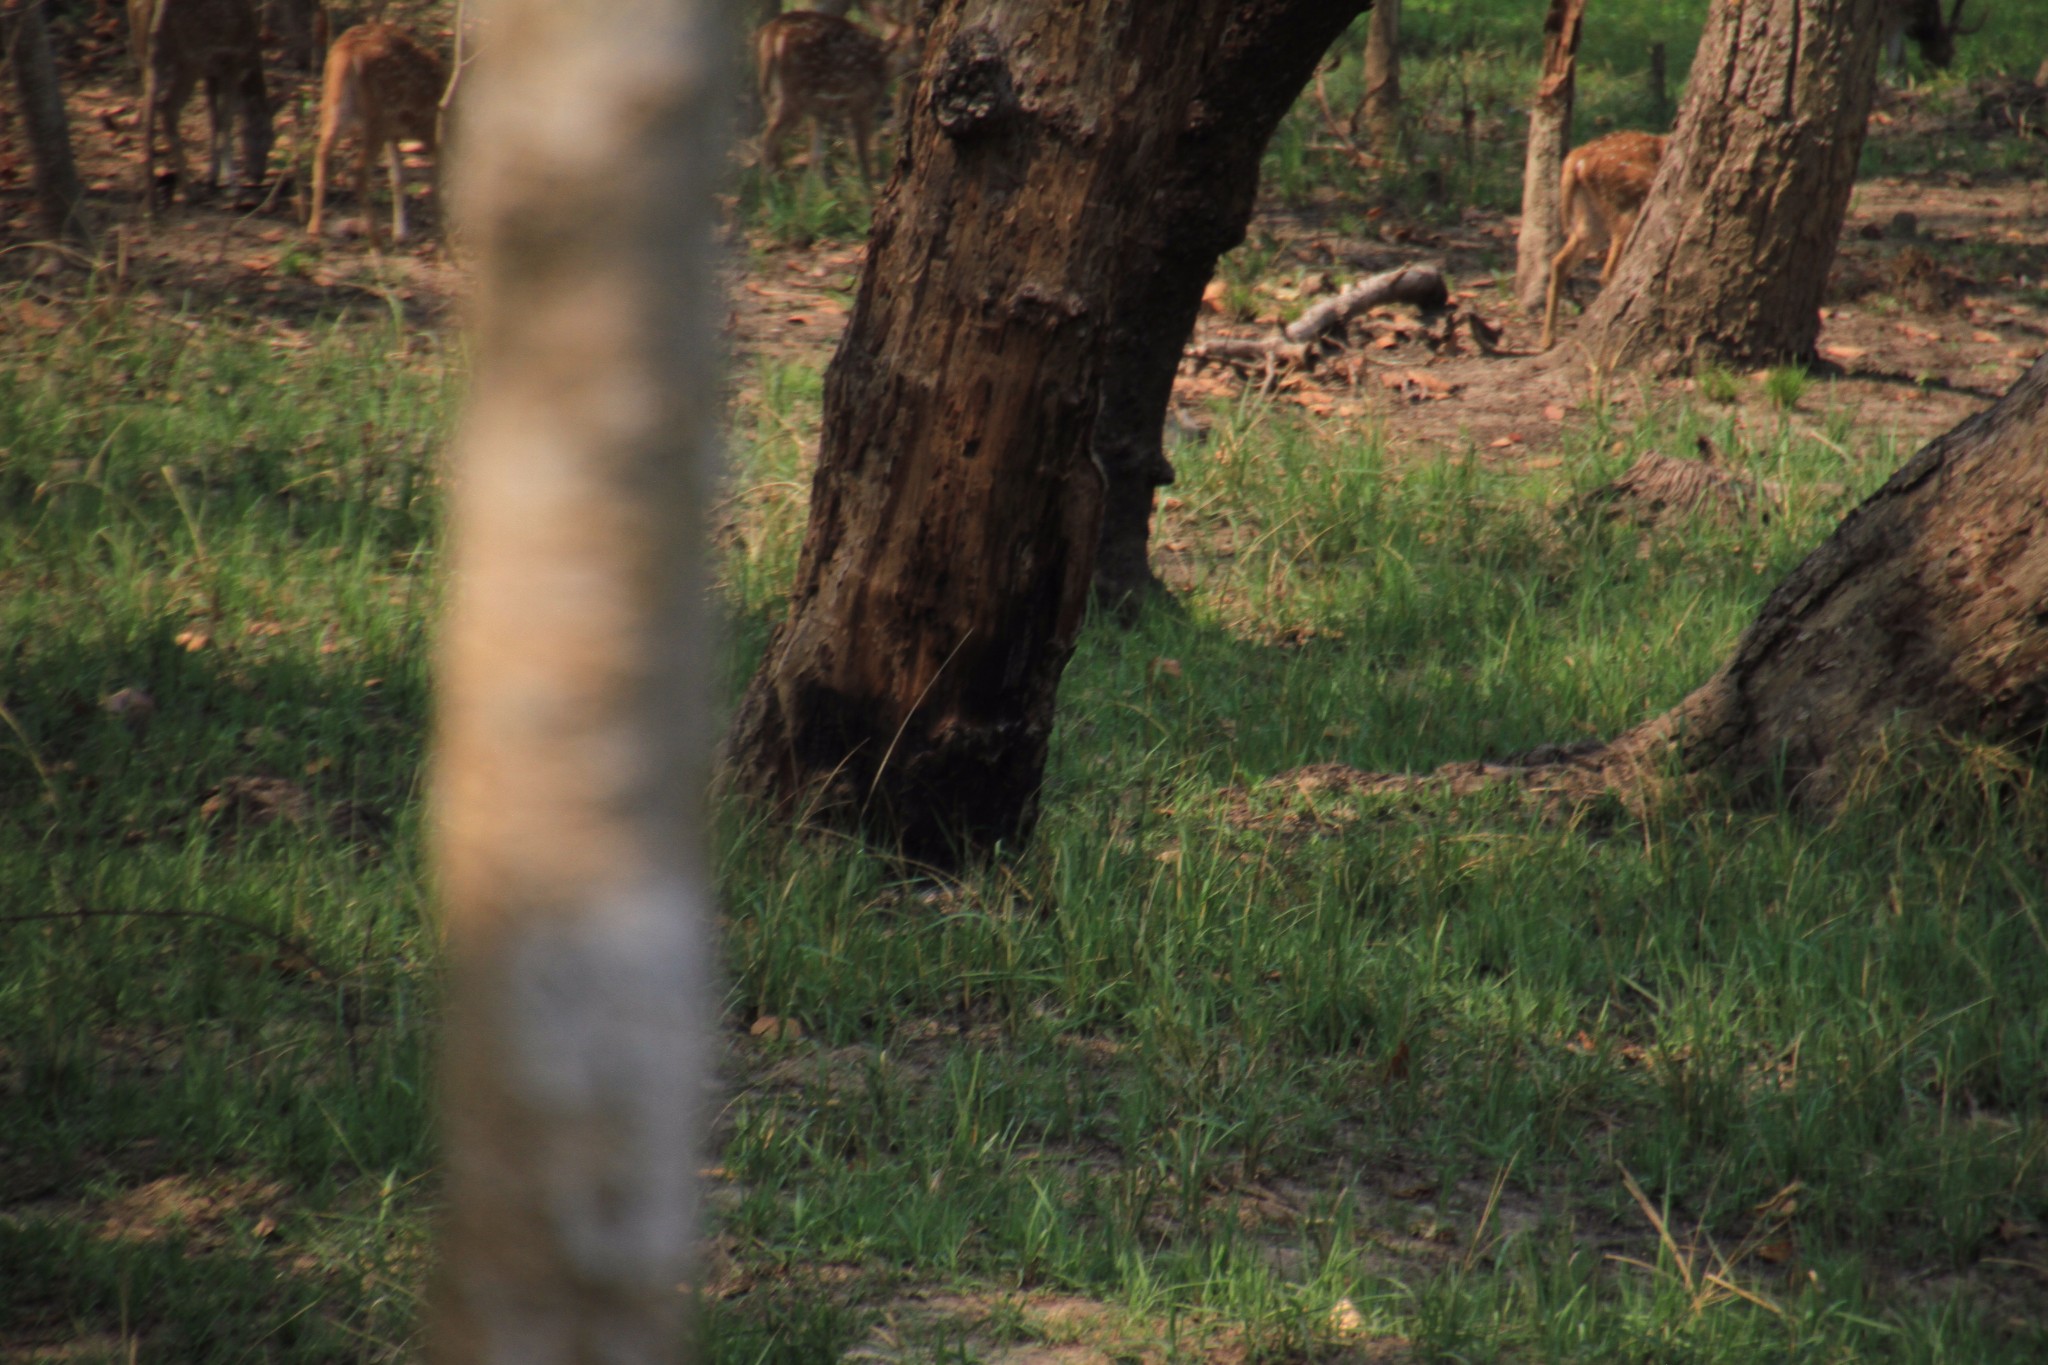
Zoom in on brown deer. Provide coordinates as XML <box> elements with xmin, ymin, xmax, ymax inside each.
<box><xmin>129</xmin><ymin>0</ymin><xmax>273</xmax><ymax>213</ymax></box>
<box><xmin>754</xmin><ymin>11</ymin><xmax>905</xmax><ymax>188</ymax></box>
<box><xmin>1540</xmin><ymin>130</ymin><xmax>1667</xmax><ymax>352</ymax></box>
<box><xmin>308</xmin><ymin>22</ymin><xmax>446</xmax><ymax>246</ymax></box>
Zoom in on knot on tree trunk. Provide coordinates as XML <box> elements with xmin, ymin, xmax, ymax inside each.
<box><xmin>932</xmin><ymin>28</ymin><xmax>1019</xmax><ymax>140</ymax></box>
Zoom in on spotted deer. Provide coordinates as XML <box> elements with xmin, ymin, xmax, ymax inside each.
<box><xmin>308</xmin><ymin>22</ymin><xmax>447</xmax><ymax>246</ymax></box>
<box><xmin>755</xmin><ymin>11</ymin><xmax>906</xmax><ymax>188</ymax></box>
<box><xmin>128</xmin><ymin>0</ymin><xmax>274</xmax><ymax>212</ymax></box>
<box><xmin>1540</xmin><ymin>130</ymin><xmax>1667</xmax><ymax>351</ymax></box>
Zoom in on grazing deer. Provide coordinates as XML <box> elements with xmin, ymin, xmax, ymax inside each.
<box><xmin>1540</xmin><ymin>130</ymin><xmax>1667</xmax><ymax>352</ymax></box>
<box><xmin>129</xmin><ymin>0</ymin><xmax>274</xmax><ymax>212</ymax></box>
<box><xmin>308</xmin><ymin>22</ymin><xmax>446</xmax><ymax>246</ymax></box>
<box><xmin>755</xmin><ymin>11</ymin><xmax>903</xmax><ymax>188</ymax></box>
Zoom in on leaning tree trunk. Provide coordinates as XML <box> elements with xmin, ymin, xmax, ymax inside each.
<box><xmin>1356</xmin><ymin>0</ymin><xmax>1399</xmax><ymax>148</ymax></box>
<box><xmin>429</xmin><ymin>0</ymin><xmax>726</xmax><ymax>1357</ymax></box>
<box><xmin>1090</xmin><ymin>2</ymin><xmax>1371</xmax><ymax>607</ymax></box>
<box><xmin>1601</xmin><ymin>354</ymin><xmax>2048</xmax><ymax>804</ymax></box>
<box><xmin>729</xmin><ymin>0</ymin><xmax>1370</xmax><ymax>860</ymax></box>
<box><xmin>1513</xmin><ymin>0</ymin><xmax>1585</xmax><ymax>317</ymax></box>
<box><xmin>1572</xmin><ymin>0</ymin><xmax>1889</xmax><ymax>372</ymax></box>
<box><xmin>3</xmin><ymin>0</ymin><xmax>88</xmax><ymax>244</ymax></box>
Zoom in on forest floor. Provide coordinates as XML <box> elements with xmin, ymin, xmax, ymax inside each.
<box><xmin>4</xmin><ymin>11</ymin><xmax>2048</xmax><ymax>1365</ymax></box>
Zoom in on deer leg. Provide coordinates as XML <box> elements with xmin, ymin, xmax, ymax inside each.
<box><xmin>850</xmin><ymin>109</ymin><xmax>874</xmax><ymax>189</ymax></box>
<box><xmin>309</xmin><ymin>124</ymin><xmax>339</xmax><ymax>238</ymax></box>
<box><xmin>201</xmin><ymin>76</ymin><xmax>229</xmax><ymax>191</ymax></box>
<box><xmin>387</xmin><ymin>139</ymin><xmax>410</xmax><ymax>245</ymax></box>
<box><xmin>1599</xmin><ymin>209</ymin><xmax>1640</xmax><ymax>285</ymax></box>
<box><xmin>807</xmin><ymin>116</ymin><xmax>826</xmax><ymax>181</ymax></box>
<box><xmin>158</xmin><ymin>72</ymin><xmax>196</xmax><ymax>204</ymax></box>
<box><xmin>1542</xmin><ymin>230</ymin><xmax>1591</xmax><ymax>352</ymax></box>
<box><xmin>356</xmin><ymin>136</ymin><xmax>381</xmax><ymax>247</ymax></box>
<box><xmin>760</xmin><ymin>95</ymin><xmax>793</xmax><ymax>173</ymax></box>
<box><xmin>138</xmin><ymin>68</ymin><xmax>160</xmax><ymax>218</ymax></box>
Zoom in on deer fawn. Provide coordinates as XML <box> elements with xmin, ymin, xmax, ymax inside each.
<box><xmin>1540</xmin><ymin>130</ymin><xmax>1667</xmax><ymax>351</ymax></box>
<box><xmin>755</xmin><ymin>11</ymin><xmax>903</xmax><ymax>188</ymax></box>
<box><xmin>129</xmin><ymin>0</ymin><xmax>273</xmax><ymax>213</ymax></box>
<box><xmin>308</xmin><ymin>22</ymin><xmax>446</xmax><ymax>246</ymax></box>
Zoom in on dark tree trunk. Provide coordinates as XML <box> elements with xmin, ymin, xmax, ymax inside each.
<box><xmin>1356</xmin><ymin>0</ymin><xmax>1399</xmax><ymax>147</ymax></box>
<box><xmin>259</xmin><ymin>0</ymin><xmax>321</xmax><ymax>71</ymax></box>
<box><xmin>1091</xmin><ymin>3</ymin><xmax>1371</xmax><ymax>610</ymax></box>
<box><xmin>1573</xmin><ymin>0</ymin><xmax>1889</xmax><ymax>372</ymax></box>
<box><xmin>3</xmin><ymin>0</ymin><xmax>89</xmax><ymax>244</ymax></box>
<box><xmin>1604</xmin><ymin>354</ymin><xmax>2048</xmax><ymax>804</ymax></box>
<box><xmin>1514</xmin><ymin>0</ymin><xmax>1586</xmax><ymax>316</ymax></box>
<box><xmin>728</xmin><ymin>0</ymin><xmax>1369</xmax><ymax>860</ymax></box>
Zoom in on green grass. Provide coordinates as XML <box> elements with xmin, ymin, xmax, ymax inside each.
<box><xmin>7</xmin><ymin>269</ymin><xmax>2046</xmax><ymax>1360</ymax></box>
<box><xmin>0</xmin><ymin>287</ymin><xmax>447</xmax><ymax>1362</ymax></box>
<box><xmin>703</xmin><ymin>379</ymin><xmax>2048</xmax><ymax>1360</ymax></box>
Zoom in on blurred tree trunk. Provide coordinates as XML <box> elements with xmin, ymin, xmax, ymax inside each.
<box><xmin>728</xmin><ymin>0</ymin><xmax>1369</xmax><ymax>860</ymax></box>
<box><xmin>1600</xmin><ymin>355</ymin><xmax>2048</xmax><ymax>802</ymax></box>
<box><xmin>1513</xmin><ymin>0</ymin><xmax>1584</xmax><ymax>316</ymax></box>
<box><xmin>3</xmin><ymin>0</ymin><xmax>89</xmax><ymax>243</ymax></box>
<box><xmin>430</xmin><ymin>0</ymin><xmax>727</xmax><ymax>1358</ymax></box>
<box><xmin>1573</xmin><ymin>0</ymin><xmax>1888</xmax><ymax>372</ymax></box>
<box><xmin>1356</xmin><ymin>0</ymin><xmax>1399</xmax><ymax>147</ymax></box>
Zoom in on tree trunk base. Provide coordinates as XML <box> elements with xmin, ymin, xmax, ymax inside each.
<box><xmin>1241</xmin><ymin>354</ymin><xmax>2048</xmax><ymax>831</ymax></box>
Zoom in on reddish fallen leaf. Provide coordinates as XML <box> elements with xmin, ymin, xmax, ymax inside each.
<box><xmin>1755</xmin><ymin>1240</ymin><xmax>1796</xmax><ymax>1264</ymax></box>
<box><xmin>1543</xmin><ymin>403</ymin><xmax>1568</xmax><ymax>422</ymax></box>
<box><xmin>1381</xmin><ymin>1039</ymin><xmax>1412</xmax><ymax>1082</ymax></box>
<box><xmin>17</xmin><ymin>299</ymin><xmax>62</xmax><ymax>331</ymax></box>
<box><xmin>749</xmin><ymin>1015</ymin><xmax>803</xmax><ymax>1041</ymax></box>
<box><xmin>173</xmin><ymin>629</ymin><xmax>211</xmax><ymax>652</ymax></box>
<box><xmin>1149</xmin><ymin>657</ymin><xmax>1183</xmax><ymax>679</ymax></box>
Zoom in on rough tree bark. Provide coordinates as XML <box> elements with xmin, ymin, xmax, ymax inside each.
<box><xmin>430</xmin><ymin>0</ymin><xmax>725</xmax><ymax>1358</ymax></box>
<box><xmin>729</xmin><ymin>0</ymin><xmax>1368</xmax><ymax>859</ymax></box>
<box><xmin>3</xmin><ymin>0</ymin><xmax>89</xmax><ymax>243</ymax></box>
<box><xmin>1513</xmin><ymin>0</ymin><xmax>1586</xmax><ymax>317</ymax></box>
<box><xmin>1090</xmin><ymin>1</ymin><xmax>1371</xmax><ymax>608</ymax></box>
<box><xmin>1599</xmin><ymin>354</ymin><xmax>2048</xmax><ymax>804</ymax></box>
<box><xmin>1570</xmin><ymin>0</ymin><xmax>1890</xmax><ymax>372</ymax></box>
<box><xmin>1356</xmin><ymin>0</ymin><xmax>1399</xmax><ymax>148</ymax></box>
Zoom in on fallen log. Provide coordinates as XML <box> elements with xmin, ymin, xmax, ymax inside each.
<box><xmin>1283</xmin><ymin>263</ymin><xmax>1449</xmax><ymax>343</ymax></box>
